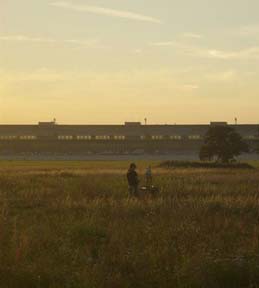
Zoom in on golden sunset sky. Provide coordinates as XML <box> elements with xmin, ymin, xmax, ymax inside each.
<box><xmin>1</xmin><ymin>0</ymin><xmax>259</xmax><ymax>124</ymax></box>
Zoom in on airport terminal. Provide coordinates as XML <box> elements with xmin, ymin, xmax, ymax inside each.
<box><xmin>0</xmin><ymin>121</ymin><xmax>258</xmax><ymax>157</ymax></box>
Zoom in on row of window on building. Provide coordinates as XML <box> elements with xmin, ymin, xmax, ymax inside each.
<box><xmin>0</xmin><ymin>136</ymin><xmax>37</xmax><ymax>140</ymax></box>
<box><xmin>0</xmin><ymin>135</ymin><xmax>190</xmax><ymax>141</ymax></box>
<box><xmin>0</xmin><ymin>135</ymin><xmax>195</xmax><ymax>141</ymax></box>
<box><xmin>0</xmin><ymin>135</ymin><xmax>258</xmax><ymax>141</ymax></box>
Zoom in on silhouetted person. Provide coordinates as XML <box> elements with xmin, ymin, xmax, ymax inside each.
<box><xmin>127</xmin><ymin>163</ymin><xmax>139</xmax><ymax>197</ymax></box>
<box><xmin>145</xmin><ymin>165</ymin><xmax>152</xmax><ymax>187</ymax></box>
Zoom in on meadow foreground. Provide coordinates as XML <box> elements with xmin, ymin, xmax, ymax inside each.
<box><xmin>1</xmin><ymin>161</ymin><xmax>259</xmax><ymax>287</ymax></box>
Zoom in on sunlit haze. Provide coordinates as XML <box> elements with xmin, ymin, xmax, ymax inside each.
<box><xmin>1</xmin><ymin>0</ymin><xmax>259</xmax><ymax>124</ymax></box>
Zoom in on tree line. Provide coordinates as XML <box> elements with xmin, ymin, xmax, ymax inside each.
<box><xmin>199</xmin><ymin>125</ymin><xmax>258</xmax><ymax>163</ymax></box>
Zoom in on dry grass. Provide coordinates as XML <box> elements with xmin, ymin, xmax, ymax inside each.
<box><xmin>1</xmin><ymin>161</ymin><xmax>259</xmax><ymax>287</ymax></box>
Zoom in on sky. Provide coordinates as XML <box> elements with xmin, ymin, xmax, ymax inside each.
<box><xmin>1</xmin><ymin>0</ymin><xmax>259</xmax><ymax>124</ymax></box>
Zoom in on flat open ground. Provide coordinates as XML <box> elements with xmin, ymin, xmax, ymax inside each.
<box><xmin>1</xmin><ymin>161</ymin><xmax>259</xmax><ymax>287</ymax></box>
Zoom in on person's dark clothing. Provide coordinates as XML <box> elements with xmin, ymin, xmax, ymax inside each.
<box><xmin>127</xmin><ymin>169</ymin><xmax>139</xmax><ymax>186</ymax></box>
<box><xmin>127</xmin><ymin>169</ymin><xmax>139</xmax><ymax>196</ymax></box>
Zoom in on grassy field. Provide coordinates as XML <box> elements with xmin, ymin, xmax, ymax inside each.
<box><xmin>1</xmin><ymin>161</ymin><xmax>259</xmax><ymax>287</ymax></box>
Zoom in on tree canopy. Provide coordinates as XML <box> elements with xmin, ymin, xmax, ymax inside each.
<box><xmin>199</xmin><ymin>126</ymin><xmax>249</xmax><ymax>163</ymax></box>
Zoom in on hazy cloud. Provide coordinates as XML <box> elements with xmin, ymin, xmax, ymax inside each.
<box><xmin>182</xmin><ymin>33</ymin><xmax>203</xmax><ymax>39</ymax></box>
<box><xmin>151</xmin><ymin>41</ymin><xmax>175</xmax><ymax>47</ymax></box>
<box><xmin>0</xmin><ymin>68</ymin><xmax>65</xmax><ymax>83</ymax></box>
<box><xmin>180</xmin><ymin>84</ymin><xmax>199</xmax><ymax>91</ymax></box>
<box><xmin>0</xmin><ymin>68</ymin><xmax>198</xmax><ymax>94</ymax></box>
<box><xmin>50</xmin><ymin>1</ymin><xmax>161</xmax><ymax>24</ymax></box>
<box><xmin>0</xmin><ymin>35</ymin><xmax>57</xmax><ymax>44</ymax></box>
<box><xmin>240</xmin><ymin>25</ymin><xmax>259</xmax><ymax>36</ymax></box>
<box><xmin>151</xmin><ymin>41</ymin><xmax>259</xmax><ymax>60</ymax></box>
<box><xmin>198</xmin><ymin>47</ymin><xmax>259</xmax><ymax>60</ymax></box>
<box><xmin>0</xmin><ymin>35</ymin><xmax>99</xmax><ymax>47</ymax></box>
<box><xmin>205</xmin><ymin>70</ymin><xmax>237</xmax><ymax>82</ymax></box>
<box><xmin>133</xmin><ymin>49</ymin><xmax>142</xmax><ymax>54</ymax></box>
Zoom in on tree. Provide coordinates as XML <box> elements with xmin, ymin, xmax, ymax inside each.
<box><xmin>199</xmin><ymin>125</ymin><xmax>249</xmax><ymax>163</ymax></box>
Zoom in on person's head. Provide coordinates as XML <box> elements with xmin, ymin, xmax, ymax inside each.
<box><xmin>129</xmin><ymin>163</ymin><xmax>137</xmax><ymax>170</ymax></box>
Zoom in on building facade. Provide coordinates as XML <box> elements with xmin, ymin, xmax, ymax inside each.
<box><xmin>0</xmin><ymin>122</ymin><xmax>258</xmax><ymax>155</ymax></box>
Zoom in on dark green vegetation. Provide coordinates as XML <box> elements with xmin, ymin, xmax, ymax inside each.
<box><xmin>200</xmin><ymin>125</ymin><xmax>249</xmax><ymax>163</ymax></box>
<box><xmin>1</xmin><ymin>161</ymin><xmax>259</xmax><ymax>287</ymax></box>
<box><xmin>160</xmin><ymin>160</ymin><xmax>254</xmax><ymax>169</ymax></box>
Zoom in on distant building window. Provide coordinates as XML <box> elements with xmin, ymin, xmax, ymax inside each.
<box><xmin>76</xmin><ymin>135</ymin><xmax>92</xmax><ymax>140</ymax></box>
<box><xmin>0</xmin><ymin>136</ymin><xmax>17</xmax><ymax>140</ymax></box>
<box><xmin>58</xmin><ymin>136</ymin><xmax>73</xmax><ymax>140</ymax></box>
<box><xmin>114</xmin><ymin>135</ymin><xmax>125</xmax><ymax>140</ymax></box>
<box><xmin>151</xmin><ymin>135</ymin><xmax>164</xmax><ymax>140</ymax></box>
<box><xmin>96</xmin><ymin>136</ymin><xmax>110</xmax><ymax>140</ymax></box>
<box><xmin>170</xmin><ymin>135</ymin><xmax>182</xmax><ymax>140</ymax></box>
<box><xmin>19</xmin><ymin>136</ymin><xmax>37</xmax><ymax>140</ymax></box>
<box><xmin>188</xmin><ymin>135</ymin><xmax>202</xmax><ymax>140</ymax></box>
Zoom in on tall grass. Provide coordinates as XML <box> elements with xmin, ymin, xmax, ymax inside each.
<box><xmin>1</xmin><ymin>163</ymin><xmax>259</xmax><ymax>287</ymax></box>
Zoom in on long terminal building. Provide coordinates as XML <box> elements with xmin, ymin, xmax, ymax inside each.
<box><xmin>0</xmin><ymin>121</ymin><xmax>258</xmax><ymax>156</ymax></box>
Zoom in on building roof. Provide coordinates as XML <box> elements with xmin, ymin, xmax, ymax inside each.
<box><xmin>0</xmin><ymin>123</ymin><xmax>258</xmax><ymax>137</ymax></box>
